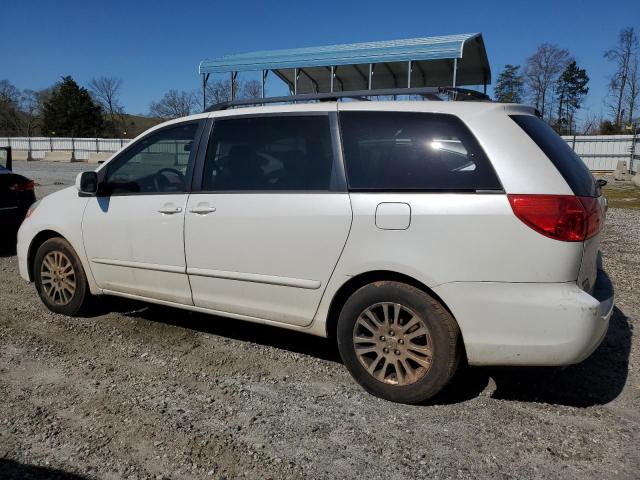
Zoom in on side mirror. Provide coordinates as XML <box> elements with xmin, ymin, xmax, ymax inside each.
<box><xmin>76</xmin><ymin>171</ymin><xmax>99</xmax><ymax>196</ymax></box>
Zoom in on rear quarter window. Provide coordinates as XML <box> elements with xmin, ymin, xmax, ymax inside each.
<box><xmin>510</xmin><ymin>115</ymin><xmax>597</xmax><ymax>197</ymax></box>
<box><xmin>339</xmin><ymin>111</ymin><xmax>501</xmax><ymax>191</ymax></box>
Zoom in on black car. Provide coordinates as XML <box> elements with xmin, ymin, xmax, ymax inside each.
<box><xmin>1</xmin><ymin>147</ymin><xmax>36</xmax><ymax>239</ymax></box>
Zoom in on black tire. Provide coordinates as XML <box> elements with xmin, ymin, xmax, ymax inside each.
<box><xmin>34</xmin><ymin>237</ymin><xmax>93</xmax><ymax>316</ymax></box>
<box><xmin>336</xmin><ymin>281</ymin><xmax>460</xmax><ymax>404</ymax></box>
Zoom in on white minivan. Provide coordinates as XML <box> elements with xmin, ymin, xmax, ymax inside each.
<box><xmin>17</xmin><ymin>98</ymin><xmax>614</xmax><ymax>404</ymax></box>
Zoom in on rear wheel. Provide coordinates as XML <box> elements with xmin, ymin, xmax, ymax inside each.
<box><xmin>34</xmin><ymin>237</ymin><xmax>93</xmax><ymax>316</ymax></box>
<box><xmin>337</xmin><ymin>281</ymin><xmax>460</xmax><ymax>404</ymax></box>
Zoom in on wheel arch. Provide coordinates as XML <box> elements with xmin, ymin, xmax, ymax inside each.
<box><xmin>27</xmin><ymin>229</ymin><xmax>67</xmax><ymax>282</ymax></box>
<box><xmin>324</xmin><ymin>270</ymin><xmax>457</xmax><ymax>340</ymax></box>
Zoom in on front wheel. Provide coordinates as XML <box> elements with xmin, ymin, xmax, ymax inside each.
<box><xmin>337</xmin><ymin>281</ymin><xmax>460</xmax><ymax>404</ymax></box>
<box><xmin>34</xmin><ymin>237</ymin><xmax>93</xmax><ymax>316</ymax></box>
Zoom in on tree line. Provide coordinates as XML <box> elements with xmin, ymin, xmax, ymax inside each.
<box><xmin>1</xmin><ymin>76</ymin><xmax>120</xmax><ymax>138</ymax></box>
<box><xmin>148</xmin><ymin>78</ymin><xmax>262</xmax><ymax>120</ymax></box>
<box><xmin>0</xmin><ymin>74</ymin><xmax>263</xmax><ymax>138</ymax></box>
<box><xmin>494</xmin><ymin>26</ymin><xmax>639</xmax><ymax>135</ymax></box>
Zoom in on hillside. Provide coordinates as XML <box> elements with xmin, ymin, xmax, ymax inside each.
<box><xmin>118</xmin><ymin>114</ymin><xmax>163</xmax><ymax>138</ymax></box>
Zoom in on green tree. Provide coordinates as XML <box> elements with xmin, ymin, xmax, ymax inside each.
<box><xmin>554</xmin><ymin>61</ymin><xmax>589</xmax><ymax>134</ymax></box>
<box><xmin>494</xmin><ymin>64</ymin><xmax>524</xmax><ymax>103</ymax></box>
<box><xmin>599</xmin><ymin>119</ymin><xmax>623</xmax><ymax>134</ymax></box>
<box><xmin>41</xmin><ymin>76</ymin><xmax>103</xmax><ymax>136</ymax></box>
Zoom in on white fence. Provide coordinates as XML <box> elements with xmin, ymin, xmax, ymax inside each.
<box><xmin>561</xmin><ymin>134</ymin><xmax>638</xmax><ymax>172</ymax></box>
<box><xmin>0</xmin><ymin>137</ymin><xmax>131</xmax><ymax>161</ymax></box>
<box><xmin>1</xmin><ymin>134</ymin><xmax>638</xmax><ymax>172</ymax></box>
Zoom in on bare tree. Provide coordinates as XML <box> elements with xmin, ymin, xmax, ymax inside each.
<box><xmin>625</xmin><ymin>55</ymin><xmax>639</xmax><ymax>126</ymax></box>
<box><xmin>206</xmin><ymin>79</ymin><xmax>233</xmax><ymax>105</ymax></box>
<box><xmin>19</xmin><ymin>89</ymin><xmax>41</xmax><ymax>136</ymax></box>
<box><xmin>580</xmin><ymin>111</ymin><xmax>601</xmax><ymax>135</ymax></box>
<box><xmin>89</xmin><ymin>77</ymin><xmax>124</xmax><ymax>136</ymax></box>
<box><xmin>204</xmin><ymin>76</ymin><xmax>253</xmax><ymax>106</ymax></box>
<box><xmin>149</xmin><ymin>89</ymin><xmax>198</xmax><ymax>119</ymax></box>
<box><xmin>524</xmin><ymin>44</ymin><xmax>571</xmax><ymax>120</ymax></box>
<box><xmin>88</xmin><ymin>77</ymin><xmax>123</xmax><ymax>114</ymax></box>
<box><xmin>604</xmin><ymin>27</ymin><xmax>638</xmax><ymax>128</ymax></box>
<box><xmin>242</xmin><ymin>80</ymin><xmax>262</xmax><ymax>99</ymax></box>
<box><xmin>204</xmin><ymin>78</ymin><xmax>262</xmax><ymax>108</ymax></box>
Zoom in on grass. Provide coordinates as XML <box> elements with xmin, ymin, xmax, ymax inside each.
<box><xmin>602</xmin><ymin>182</ymin><xmax>640</xmax><ymax>209</ymax></box>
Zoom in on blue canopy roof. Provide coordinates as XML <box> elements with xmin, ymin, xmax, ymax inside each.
<box><xmin>199</xmin><ymin>33</ymin><xmax>491</xmax><ymax>98</ymax></box>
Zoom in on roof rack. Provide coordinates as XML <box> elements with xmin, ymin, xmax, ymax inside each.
<box><xmin>205</xmin><ymin>87</ymin><xmax>489</xmax><ymax>112</ymax></box>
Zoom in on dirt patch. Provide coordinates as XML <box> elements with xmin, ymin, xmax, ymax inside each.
<box><xmin>603</xmin><ymin>181</ymin><xmax>640</xmax><ymax>209</ymax></box>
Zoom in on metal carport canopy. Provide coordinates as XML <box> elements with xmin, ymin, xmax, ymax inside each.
<box><xmin>198</xmin><ymin>33</ymin><xmax>491</xmax><ymax>101</ymax></box>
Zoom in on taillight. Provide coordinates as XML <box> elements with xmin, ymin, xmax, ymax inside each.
<box><xmin>9</xmin><ymin>180</ymin><xmax>35</xmax><ymax>192</ymax></box>
<box><xmin>507</xmin><ymin>194</ymin><xmax>603</xmax><ymax>242</ymax></box>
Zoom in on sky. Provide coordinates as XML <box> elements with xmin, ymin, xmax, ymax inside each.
<box><xmin>2</xmin><ymin>0</ymin><xmax>639</xmax><ymax>121</ymax></box>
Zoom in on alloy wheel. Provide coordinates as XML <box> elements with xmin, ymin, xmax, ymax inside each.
<box><xmin>352</xmin><ymin>302</ymin><xmax>433</xmax><ymax>386</ymax></box>
<box><xmin>40</xmin><ymin>251</ymin><xmax>76</xmax><ymax>306</ymax></box>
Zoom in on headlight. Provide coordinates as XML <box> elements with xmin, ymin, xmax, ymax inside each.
<box><xmin>25</xmin><ymin>200</ymin><xmax>41</xmax><ymax>219</ymax></box>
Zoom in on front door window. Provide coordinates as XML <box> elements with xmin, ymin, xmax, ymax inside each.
<box><xmin>104</xmin><ymin>122</ymin><xmax>200</xmax><ymax>195</ymax></box>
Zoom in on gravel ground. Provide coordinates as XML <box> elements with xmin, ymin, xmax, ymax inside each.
<box><xmin>0</xmin><ymin>163</ymin><xmax>638</xmax><ymax>479</ymax></box>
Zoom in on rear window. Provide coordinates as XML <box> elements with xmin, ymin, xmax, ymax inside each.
<box><xmin>339</xmin><ymin>111</ymin><xmax>502</xmax><ymax>191</ymax></box>
<box><xmin>510</xmin><ymin>115</ymin><xmax>597</xmax><ymax>197</ymax></box>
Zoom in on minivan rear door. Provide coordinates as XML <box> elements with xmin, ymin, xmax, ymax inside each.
<box><xmin>185</xmin><ymin>112</ymin><xmax>351</xmax><ymax>327</ymax></box>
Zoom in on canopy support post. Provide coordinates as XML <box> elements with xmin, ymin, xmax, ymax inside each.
<box><xmin>262</xmin><ymin>70</ymin><xmax>268</xmax><ymax>98</ymax></box>
<box><xmin>330</xmin><ymin>66</ymin><xmax>334</xmax><ymax>93</ymax></box>
<box><xmin>294</xmin><ymin>68</ymin><xmax>298</xmax><ymax>95</ymax></box>
<box><xmin>328</xmin><ymin>66</ymin><xmax>343</xmax><ymax>91</ymax></box>
<box><xmin>452</xmin><ymin>58</ymin><xmax>458</xmax><ymax>89</ymax></box>
<box><xmin>230</xmin><ymin>72</ymin><xmax>238</xmax><ymax>100</ymax></box>
<box><xmin>202</xmin><ymin>73</ymin><xmax>210</xmax><ymax>110</ymax></box>
<box><xmin>407</xmin><ymin>61</ymin><xmax>412</xmax><ymax>88</ymax></box>
<box><xmin>368</xmin><ymin>63</ymin><xmax>373</xmax><ymax>90</ymax></box>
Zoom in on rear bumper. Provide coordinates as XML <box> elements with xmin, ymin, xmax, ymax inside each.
<box><xmin>433</xmin><ymin>269</ymin><xmax>614</xmax><ymax>366</ymax></box>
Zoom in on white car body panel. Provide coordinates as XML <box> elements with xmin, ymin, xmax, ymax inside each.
<box><xmin>17</xmin><ymin>187</ymin><xmax>100</xmax><ymax>294</ymax></box>
<box><xmin>433</xmin><ymin>280</ymin><xmax>612</xmax><ymax>366</ymax></box>
<box><xmin>82</xmin><ymin>194</ymin><xmax>192</xmax><ymax>305</ymax></box>
<box><xmin>184</xmin><ymin>193</ymin><xmax>352</xmax><ymax>326</ymax></box>
<box><xmin>331</xmin><ymin>192</ymin><xmax>582</xmax><ymax>286</ymax></box>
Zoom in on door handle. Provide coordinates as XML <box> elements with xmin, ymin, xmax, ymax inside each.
<box><xmin>190</xmin><ymin>207</ymin><xmax>216</xmax><ymax>214</ymax></box>
<box><xmin>158</xmin><ymin>206</ymin><xmax>183</xmax><ymax>214</ymax></box>
<box><xmin>189</xmin><ymin>204</ymin><xmax>216</xmax><ymax>215</ymax></box>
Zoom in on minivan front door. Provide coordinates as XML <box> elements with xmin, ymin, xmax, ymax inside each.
<box><xmin>185</xmin><ymin>114</ymin><xmax>351</xmax><ymax>326</ymax></box>
<box><xmin>83</xmin><ymin>121</ymin><xmax>204</xmax><ymax>305</ymax></box>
